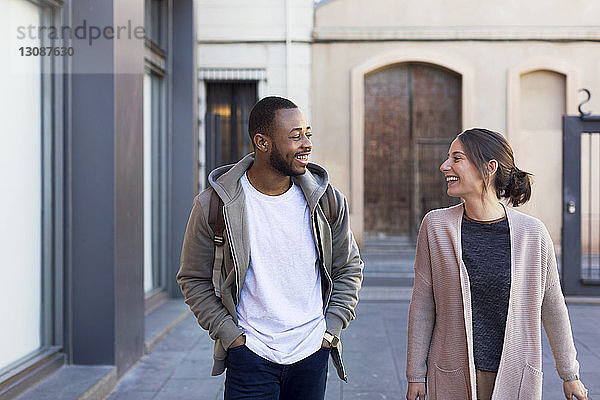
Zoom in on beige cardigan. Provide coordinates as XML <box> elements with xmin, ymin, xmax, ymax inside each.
<box><xmin>406</xmin><ymin>204</ymin><xmax>580</xmax><ymax>400</ymax></box>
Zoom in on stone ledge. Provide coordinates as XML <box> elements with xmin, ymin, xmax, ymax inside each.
<box><xmin>11</xmin><ymin>300</ymin><xmax>191</xmax><ymax>400</ymax></box>
<box><xmin>313</xmin><ymin>26</ymin><xmax>600</xmax><ymax>41</ymax></box>
<box><xmin>0</xmin><ymin>348</ymin><xmax>64</xmax><ymax>400</ymax></box>
<box><xmin>15</xmin><ymin>366</ymin><xmax>116</xmax><ymax>400</ymax></box>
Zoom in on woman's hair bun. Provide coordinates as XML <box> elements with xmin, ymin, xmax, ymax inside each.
<box><xmin>503</xmin><ymin>166</ymin><xmax>532</xmax><ymax>207</ymax></box>
<box><xmin>458</xmin><ymin>128</ymin><xmax>532</xmax><ymax>207</ymax></box>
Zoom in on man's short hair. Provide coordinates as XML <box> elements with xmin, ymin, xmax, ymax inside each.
<box><xmin>248</xmin><ymin>96</ymin><xmax>297</xmax><ymax>146</ymax></box>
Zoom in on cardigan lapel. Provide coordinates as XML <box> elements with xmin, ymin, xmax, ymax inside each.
<box><xmin>457</xmin><ymin>202</ymin><xmax>518</xmax><ymax>400</ymax></box>
<box><xmin>453</xmin><ymin>203</ymin><xmax>478</xmax><ymax>400</ymax></box>
<box><xmin>490</xmin><ymin>203</ymin><xmax>518</xmax><ymax>400</ymax></box>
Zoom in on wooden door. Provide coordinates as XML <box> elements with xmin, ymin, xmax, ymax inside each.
<box><xmin>364</xmin><ymin>63</ymin><xmax>461</xmax><ymax>238</ymax></box>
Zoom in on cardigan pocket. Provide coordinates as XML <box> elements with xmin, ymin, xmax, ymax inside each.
<box><xmin>433</xmin><ymin>363</ymin><xmax>469</xmax><ymax>400</ymax></box>
<box><xmin>517</xmin><ymin>363</ymin><xmax>543</xmax><ymax>400</ymax></box>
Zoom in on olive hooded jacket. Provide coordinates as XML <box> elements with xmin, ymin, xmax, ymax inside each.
<box><xmin>177</xmin><ymin>153</ymin><xmax>363</xmax><ymax>381</ymax></box>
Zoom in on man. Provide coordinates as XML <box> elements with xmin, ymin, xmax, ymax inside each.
<box><xmin>177</xmin><ymin>96</ymin><xmax>363</xmax><ymax>400</ymax></box>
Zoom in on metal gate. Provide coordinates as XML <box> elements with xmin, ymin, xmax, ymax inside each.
<box><xmin>562</xmin><ymin>101</ymin><xmax>600</xmax><ymax>296</ymax></box>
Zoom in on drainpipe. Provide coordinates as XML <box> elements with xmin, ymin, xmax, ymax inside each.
<box><xmin>285</xmin><ymin>0</ymin><xmax>291</xmax><ymax>96</ymax></box>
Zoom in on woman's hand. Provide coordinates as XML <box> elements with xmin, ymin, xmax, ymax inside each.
<box><xmin>406</xmin><ymin>382</ymin><xmax>426</xmax><ymax>400</ymax></box>
<box><xmin>563</xmin><ymin>379</ymin><xmax>588</xmax><ymax>400</ymax></box>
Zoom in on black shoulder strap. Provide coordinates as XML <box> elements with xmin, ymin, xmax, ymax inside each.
<box><xmin>208</xmin><ymin>189</ymin><xmax>226</xmax><ymax>297</ymax></box>
<box><xmin>319</xmin><ymin>184</ymin><xmax>338</xmax><ymax>227</ymax></box>
<box><xmin>208</xmin><ymin>189</ymin><xmax>225</xmax><ymax>246</ymax></box>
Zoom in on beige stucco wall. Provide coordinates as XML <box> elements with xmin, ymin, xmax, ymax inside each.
<box><xmin>196</xmin><ymin>0</ymin><xmax>314</xmax><ymax>187</ymax></box>
<box><xmin>198</xmin><ymin>0</ymin><xmax>313</xmax><ymax>42</ymax></box>
<box><xmin>312</xmin><ymin>0</ymin><xmax>600</xmax><ymax>246</ymax></box>
<box><xmin>314</xmin><ymin>0</ymin><xmax>600</xmax><ymax>30</ymax></box>
<box><xmin>197</xmin><ymin>0</ymin><xmax>313</xmax><ymax>114</ymax></box>
<box><xmin>511</xmin><ymin>71</ymin><xmax>565</xmax><ymax>252</ymax></box>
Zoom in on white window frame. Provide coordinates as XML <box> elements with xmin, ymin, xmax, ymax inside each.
<box><xmin>0</xmin><ymin>0</ymin><xmax>64</xmax><ymax>395</ymax></box>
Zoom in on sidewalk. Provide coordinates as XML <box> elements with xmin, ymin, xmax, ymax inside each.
<box><xmin>107</xmin><ymin>294</ymin><xmax>600</xmax><ymax>400</ymax></box>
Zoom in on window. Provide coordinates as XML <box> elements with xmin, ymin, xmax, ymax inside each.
<box><xmin>143</xmin><ymin>0</ymin><xmax>168</xmax><ymax>297</ymax></box>
<box><xmin>145</xmin><ymin>0</ymin><xmax>167</xmax><ymax>49</ymax></box>
<box><xmin>205</xmin><ymin>82</ymin><xmax>257</xmax><ymax>174</ymax></box>
<box><xmin>143</xmin><ymin>70</ymin><xmax>167</xmax><ymax>294</ymax></box>
<box><xmin>0</xmin><ymin>0</ymin><xmax>61</xmax><ymax>374</ymax></box>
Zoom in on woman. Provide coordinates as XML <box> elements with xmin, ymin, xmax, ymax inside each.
<box><xmin>405</xmin><ymin>128</ymin><xmax>588</xmax><ymax>400</ymax></box>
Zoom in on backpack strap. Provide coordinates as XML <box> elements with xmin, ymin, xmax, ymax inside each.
<box><xmin>319</xmin><ymin>184</ymin><xmax>339</xmax><ymax>227</ymax></box>
<box><xmin>208</xmin><ymin>189</ymin><xmax>225</xmax><ymax>297</ymax></box>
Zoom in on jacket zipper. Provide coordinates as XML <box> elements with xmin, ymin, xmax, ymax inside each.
<box><xmin>222</xmin><ymin>207</ymin><xmax>240</xmax><ymax>305</ymax></box>
<box><xmin>313</xmin><ymin>213</ymin><xmax>333</xmax><ymax>309</ymax></box>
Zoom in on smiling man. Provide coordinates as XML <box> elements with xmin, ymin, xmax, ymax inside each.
<box><xmin>177</xmin><ymin>96</ymin><xmax>363</xmax><ymax>400</ymax></box>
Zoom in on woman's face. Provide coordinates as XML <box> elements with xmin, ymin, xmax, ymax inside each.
<box><xmin>440</xmin><ymin>138</ymin><xmax>485</xmax><ymax>199</ymax></box>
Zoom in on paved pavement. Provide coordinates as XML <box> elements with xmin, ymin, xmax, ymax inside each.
<box><xmin>108</xmin><ymin>237</ymin><xmax>600</xmax><ymax>399</ymax></box>
<box><xmin>107</xmin><ymin>296</ymin><xmax>600</xmax><ymax>400</ymax></box>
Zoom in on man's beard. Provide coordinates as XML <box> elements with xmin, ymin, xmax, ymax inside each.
<box><xmin>269</xmin><ymin>144</ymin><xmax>303</xmax><ymax>177</ymax></box>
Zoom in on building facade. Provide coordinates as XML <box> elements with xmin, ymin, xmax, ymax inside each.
<box><xmin>0</xmin><ymin>0</ymin><xmax>197</xmax><ymax>397</ymax></box>
<box><xmin>195</xmin><ymin>0</ymin><xmax>314</xmax><ymax>188</ymax></box>
<box><xmin>311</xmin><ymin>0</ymin><xmax>600</xmax><ymax>249</ymax></box>
<box><xmin>2</xmin><ymin>1</ymin><xmax>599</xmax><ymax>397</ymax></box>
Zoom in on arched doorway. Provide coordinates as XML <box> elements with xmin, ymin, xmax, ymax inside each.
<box><xmin>364</xmin><ymin>63</ymin><xmax>461</xmax><ymax>239</ymax></box>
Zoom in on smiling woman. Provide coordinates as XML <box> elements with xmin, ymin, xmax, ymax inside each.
<box><xmin>406</xmin><ymin>128</ymin><xmax>588</xmax><ymax>400</ymax></box>
<box><xmin>440</xmin><ymin>129</ymin><xmax>532</xmax><ymax>216</ymax></box>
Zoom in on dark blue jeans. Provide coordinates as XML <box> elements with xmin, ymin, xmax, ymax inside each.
<box><xmin>224</xmin><ymin>345</ymin><xmax>330</xmax><ymax>400</ymax></box>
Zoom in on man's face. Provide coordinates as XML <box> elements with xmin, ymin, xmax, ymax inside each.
<box><xmin>268</xmin><ymin>108</ymin><xmax>312</xmax><ymax>176</ymax></box>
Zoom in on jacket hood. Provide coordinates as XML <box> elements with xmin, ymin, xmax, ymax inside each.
<box><xmin>207</xmin><ymin>153</ymin><xmax>330</xmax><ymax>211</ymax></box>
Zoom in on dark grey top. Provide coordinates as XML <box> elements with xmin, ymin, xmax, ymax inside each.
<box><xmin>461</xmin><ymin>214</ymin><xmax>511</xmax><ymax>373</ymax></box>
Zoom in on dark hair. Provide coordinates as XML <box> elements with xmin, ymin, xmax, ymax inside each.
<box><xmin>248</xmin><ymin>96</ymin><xmax>297</xmax><ymax>147</ymax></box>
<box><xmin>457</xmin><ymin>128</ymin><xmax>532</xmax><ymax>207</ymax></box>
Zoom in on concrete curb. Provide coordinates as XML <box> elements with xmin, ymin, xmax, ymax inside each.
<box><xmin>565</xmin><ymin>296</ymin><xmax>600</xmax><ymax>305</ymax></box>
<box><xmin>359</xmin><ymin>287</ymin><xmax>600</xmax><ymax>304</ymax></box>
<box><xmin>359</xmin><ymin>286</ymin><xmax>413</xmax><ymax>302</ymax></box>
<box><xmin>144</xmin><ymin>309</ymin><xmax>191</xmax><ymax>354</ymax></box>
<box><xmin>79</xmin><ymin>368</ymin><xmax>117</xmax><ymax>400</ymax></box>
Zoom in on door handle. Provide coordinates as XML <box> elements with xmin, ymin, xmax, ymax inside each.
<box><xmin>567</xmin><ymin>201</ymin><xmax>576</xmax><ymax>214</ymax></box>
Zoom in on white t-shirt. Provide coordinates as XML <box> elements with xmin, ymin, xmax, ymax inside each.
<box><xmin>237</xmin><ymin>173</ymin><xmax>326</xmax><ymax>365</ymax></box>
